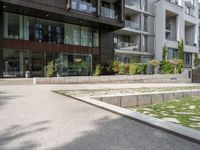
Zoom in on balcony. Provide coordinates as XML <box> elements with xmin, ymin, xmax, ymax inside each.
<box><xmin>125</xmin><ymin>0</ymin><xmax>140</xmax><ymax>10</ymax></box>
<box><xmin>71</xmin><ymin>0</ymin><xmax>96</xmax><ymax>14</ymax></box>
<box><xmin>125</xmin><ymin>20</ymin><xmax>141</xmax><ymax>30</ymax></box>
<box><xmin>115</xmin><ymin>42</ymin><xmax>140</xmax><ymax>52</ymax></box>
<box><xmin>101</xmin><ymin>7</ymin><xmax>118</xmax><ymax>20</ymax></box>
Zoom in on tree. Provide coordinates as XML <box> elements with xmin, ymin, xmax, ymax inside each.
<box><xmin>178</xmin><ymin>39</ymin><xmax>184</xmax><ymax>61</ymax></box>
<box><xmin>194</xmin><ymin>53</ymin><xmax>199</xmax><ymax>69</ymax></box>
<box><xmin>162</xmin><ymin>44</ymin><xmax>167</xmax><ymax>62</ymax></box>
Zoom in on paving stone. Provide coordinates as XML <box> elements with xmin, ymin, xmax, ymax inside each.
<box><xmin>152</xmin><ymin>93</ymin><xmax>164</xmax><ymax>104</ymax></box>
<box><xmin>138</xmin><ymin>94</ymin><xmax>152</xmax><ymax>106</ymax></box>
<box><xmin>102</xmin><ymin>96</ymin><xmax>121</xmax><ymax>107</ymax></box>
<box><xmin>121</xmin><ymin>95</ymin><xmax>138</xmax><ymax>108</ymax></box>
<box><xmin>164</xmin><ymin>93</ymin><xmax>174</xmax><ymax>101</ymax></box>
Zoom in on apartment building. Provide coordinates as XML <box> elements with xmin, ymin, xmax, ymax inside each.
<box><xmin>114</xmin><ymin>0</ymin><xmax>155</xmax><ymax>63</ymax></box>
<box><xmin>0</xmin><ymin>0</ymin><xmax>125</xmax><ymax>77</ymax></box>
<box><xmin>155</xmin><ymin>0</ymin><xmax>199</xmax><ymax>68</ymax></box>
<box><xmin>115</xmin><ymin>0</ymin><xmax>200</xmax><ymax>68</ymax></box>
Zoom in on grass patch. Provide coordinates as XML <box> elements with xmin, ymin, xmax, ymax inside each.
<box><xmin>133</xmin><ymin>97</ymin><xmax>200</xmax><ymax>131</ymax></box>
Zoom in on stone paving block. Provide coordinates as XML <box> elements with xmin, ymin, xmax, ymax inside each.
<box><xmin>64</xmin><ymin>77</ymin><xmax>78</xmax><ymax>84</ymax></box>
<box><xmin>109</xmin><ymin>76</ymin><xmax>119</xmax><ymax>81</ymax></box>
<box><xmin>152</xmin><ymin>93</ymin><xmax>164</xmax><ymax>104</ymax></box>
<box><xmin>77</xmin><ymin>77</ymin><xmax>90</xmax><ymax>83</ymax></box>
<box><xmin>89</xmin><ymin>76</ymin><xmax>100</xmax><ymax>83</ymax></box>
<box><xmin>164</xmin><ymin>93</ymin><xmax>174</xmax><ymax>101</ymax></box>
<box><xmin>191</xmin><ymin>91</ymin><xmax>200</xmax><ymax>97</ymax></box>
<box><xmin>138</xmin><ymin>94</ymin><xmax>152</xmax><ymax>106</ymax></box>
<box><xmin>174</xmin><ymin>92</ymin><xmax>184</xmax><ymax>99</ymax></box>
<box><xmin>118</xmin><ymin>75</ymin><xmax>127</xmax><ymax>81</ymax></box>
<box><xmin>102</xmin><ymin>96</ymin><xmax>121</xmax><ymax>107</ymax></box>
<box><xmin>99</xmin><ymin>76</ymin><xmax>110</xmax><ymax>82</ymax></box>
<box><xmin>183</xmin><ymin>91</ymin><xmax>192</xmax><ymax>97</ymax></box>
<box><xmin>121</xmin><ymin>95</ymin><xmax>138</xmax><ymax>108</ymax></box>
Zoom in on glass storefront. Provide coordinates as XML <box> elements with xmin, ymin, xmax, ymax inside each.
<box><xmin>3</xmin><ymin>49</ymin><xmax>92</xmax><ymax>77</ymax></box>
<box><xmin>3</xmin><ymin>12</ymin><xmax>99</xmax><ymax>47</ymax></box>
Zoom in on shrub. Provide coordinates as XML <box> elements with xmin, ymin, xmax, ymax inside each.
<box><xmin>118</xmin><ymin>62</ymin><xmax>126</xmax><ymax>75</ymax></box>
<box><xmin>161</xmin><ymin>60</ymin><xmax>173</xmax><ymax>74</ymax></box>
<box><xmin>148</xmin><ymin>59</ymin><xmax>160</xmax><ymax>67</ymax></box>
<box><xmin>46</xmin><ymin>61</ymin><xmax>55</xmax><ymax>77</ymax></box>
<box><xmin>112</xmin><ymin>61</ymin><xmax>120</xmax><ymax>74</ymax></box>
<box><xmin>129</xmin><ymin>64</ymin><xmax>138</xmax><ymax>75</ymax></box>
<box><xmin>176</xmin><ymin>59</ymin><xmax>183</xmax><ymax>73</ymax></box>
<box><xmin>137</xmin><ymin>63</ymin><xmax>147</xmax><ymax>74</ymax></box>
<box><xmin>94</xmin><ymin>64</ymin><xmax>102</xmax><ymax>76</ymax></box>
<box><xmin>124</xmin><ymin>64</ymin><xmax>130</xmax><ymax>74</ymax></box>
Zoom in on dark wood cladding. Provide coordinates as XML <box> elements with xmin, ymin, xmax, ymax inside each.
<box><xmin>0</xmin><ymin>3</ymin><xmax>3</xmax><ymax>77</ymax></box>
<box><xmin>3</xmin><ymin>39</ymin><xmax>99</xmax><ymax>55</ymax></box>
<box><xmin>192</xmin><ymin>69</ymin><xmax>200</xmax><ymax>83</ymax></box>
<box><xmin>100</xmin><ymin>29</ymin><xmax>114</xmax><ymax>65</ymax></box>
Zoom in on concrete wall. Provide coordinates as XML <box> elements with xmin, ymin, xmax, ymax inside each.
<box><xmin>93</xmin><ymin>90</ymin><xmax>200</xmax><ymax>108</ymax></box>
<box><xmin>34</xmin><ymin>74</ymin><xmax>191</xmax><ymax>84</ymax></box>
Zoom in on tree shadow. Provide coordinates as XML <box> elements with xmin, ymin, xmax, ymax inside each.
<box><xmin>0</xmin><ymin>91</ymin><xmax>23</xmax><ymax>109</ymax></box>
<box><xmin>0</xmin><ymin>120</ymin><xmax>51</xmax><ymax>150</ymax></box>
<box><xmin>50</xmin><ymin>116</ymin><xmax>200</xmax><ymax>150</ymax></box>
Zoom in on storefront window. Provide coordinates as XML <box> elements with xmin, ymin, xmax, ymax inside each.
<box><xmin>64</xmin><ymin>23</ymin><xmax>81</xmax><ymax>45</ymax></box>
<box><xmin>3</xmin><ymin>12</ymin><xmax>23</xmax><ymax>40</ymax></box>
<box><xmin>81</xmin><ymin>26</ymin><xmax>92</xmax><ymax>47</ymax></box>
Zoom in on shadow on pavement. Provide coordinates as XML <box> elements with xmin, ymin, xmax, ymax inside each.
<box><xmin>0</xmin><ymin>120</ymin><xmax>51</xmax><ymax>150</ymax></box>
<box><xmin>49</xmin><ymin>116</ymin><xmax>200</xmax><ymax>150</ymax></box>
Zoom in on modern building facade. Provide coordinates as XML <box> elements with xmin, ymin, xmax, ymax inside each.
<box><xmin>114</xmin><ymin>0</ymin><xmax>155</xmax><ymax>63</ymax></box>
<box><xmin>0</xmin><ymin>0</ymin><xmax>125</xmax><ymax>77</ymax></box>
<box><xmin>115</xmin><ymin>0</ymin><xmax>200</xmax><ymax>68</ymax></box>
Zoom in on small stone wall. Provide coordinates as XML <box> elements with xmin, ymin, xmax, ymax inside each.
<box><xmin>92</xmin><ymin>90</ymin><xmax>200</xmax><ymax>108</ymax></box>
<box><xmin>34</xmin><ymin>74</ymin><xmax>191</xmax><ymax>84</ymax></box>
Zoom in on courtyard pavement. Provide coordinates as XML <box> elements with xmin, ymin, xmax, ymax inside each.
<box><xmin>0</xmin><ymin>83</ymin><xmax>200</xmax><ymax>150</ymax></box>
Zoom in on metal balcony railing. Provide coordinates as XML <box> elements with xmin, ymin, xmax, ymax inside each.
<box><xmin>115</xmin><ymin>42</ymin><xmax>140</xmax><ymax>52</ymax></box>
<box><xmin>101</xmin><ymin>7</ymin><xmax>118</xmax><ymax>20</ymax></box>
<box><xmin>71</xmin><ymin>0</ymin><xmax>96</xmax><ymax>14</ymax></box>
<box><xmin>125</xmin><ymin>20</ymin><xmax>141</xmax><ymax>30</ymax></box>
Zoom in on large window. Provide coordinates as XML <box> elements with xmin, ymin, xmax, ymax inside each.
<box><xmin>64</xmin><ymin>23</ymin><xmax>81</xmax><ymax>45</ymax></box>
<box><xmin>4</xmin><ymin>12</ymin><xmax>23</xmax><ymax>40</ymax></box>
<box><xmin>4</xmin><ymin>12</ymin><xmax>99</xmax><ymax>47</ymax></box>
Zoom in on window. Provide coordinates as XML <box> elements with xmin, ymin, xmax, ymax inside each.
<box><xmin>64</xmin><ymin>23</ymin><xmax>81</xmax><ymax>45</ymax></box>
<box><xmin>3</xmin><ymin>12</ymin><xmax>23</xmax><ymax>40</ymax></box>
<box><xmin>81</xmin><ymin>26</ymin><xmax>92</xmax><ymax>47</ymax></box>
<box><xmin>167</xmin><ymin>48</ymin><xmax>178</xmax><ymax>59</ymax></box>
<box><xmin>93</xmin><ymin>29</ymin><xmax>99</xmax><ymax>47</ymax></box>
<box><xmin>184</xmin><ymin>52</ymin><xmax>192</xmax><ymax>68</ymax></box>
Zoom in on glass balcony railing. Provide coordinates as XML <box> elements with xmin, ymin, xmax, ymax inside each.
<box><xmin>125</xmin><ymin>20</ymin><xmax>141</xmax><ymax>30</ymax></box>
<box><xmin>125</xmin><ymin>0</ymin><xmax>141</xmax><ymax>9</ymax></box>
<box><xmin>71</xmin><ymin>0</ymin><xmax>96</xmax><ymax>14</ymax></box>
<box><xmin>115</xmin><ymin>42</ymin><xmax>140</xmax><ymax>52</ymax></box>
<box><xmin>101</xmin><ymin>7</ymin><xmax>118</xmax><ymax>20</ymax></box>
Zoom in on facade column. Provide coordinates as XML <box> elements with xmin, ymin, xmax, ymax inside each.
<box><xmin>0</xmin><ymin>3</ymin><xmax>4</xmax><ymax>78</ymax></box>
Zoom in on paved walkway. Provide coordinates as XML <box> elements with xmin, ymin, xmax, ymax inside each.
<box><xmin>0</xmin><ymin>84</ymin><xmax>200</xmax><ymax>150</ymax></box>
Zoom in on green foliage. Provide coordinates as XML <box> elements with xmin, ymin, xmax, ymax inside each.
<box><xmin>112</xmin><ymin>60</ymin><xmax>120</xmax><ymax>74</ymax></box>
<box><xmin>46</xmin><ymin>61</ymin><xmax>55</xmax><ymax>77</ymax></box>
<box><xmin>94</xmin><ymin>64</ymin><xmax>102</xmax><ymax>76</ymax></box>
<box><xmin>161</xmin><ymin>60</ymin><xmax>173</xmax><ymax>74</ymax></box>
<box><xmin>162</xmin><ymin>45</ymin><xmax>167</xmax><ymax>62</ymax></box>
<box><xmin>129</xmin><ymin>64</ymin><xmax>138</xmax><ymax>75</ymax></box>
<box><xmin>178</xmin><ymin>39</ymin><xmax>184</xmax><ymax>61</ymax></box>
<box><xmin>137</xmin><ymin>63</ymin><xmax>147</xmax><ymax>74</ymax></box>
<box><xmin>194</xmin><ymin>53</ymin><xmax>199</xmax><ymax>68</ymax></box>
<box><xmin>118</xmin><ymin>62</ymin><xmax>126</xmax><ymax>75</ymax></box>
<box><xmin>176</xmin><ymin>59</ymin><xmax>183</xmax><ymax>73</ymax></box>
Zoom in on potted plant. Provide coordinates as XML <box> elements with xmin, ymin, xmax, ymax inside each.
<box><xmin>148</xmin><ymin>59</ymin><xmax>160</xmax><ymax>74</ymax></box>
